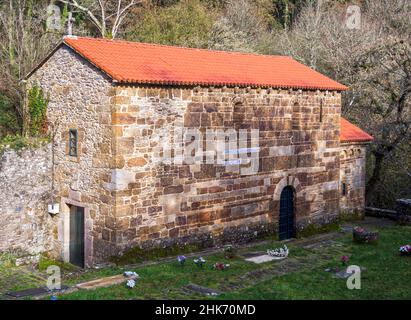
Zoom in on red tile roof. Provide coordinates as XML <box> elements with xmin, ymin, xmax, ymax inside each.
<box><xmin>340</xmin><ymin>118</ymin><xmax>373</xmax><ymax>143</ymax></box>
<box><xmin>63</xmin><ymin>36</ymin><xmax>347</xmax><ymax>91</ymax></box>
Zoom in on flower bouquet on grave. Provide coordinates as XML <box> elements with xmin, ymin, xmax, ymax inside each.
<box><xmin>126</xmin><ymin>279</ymin><xmax>136</xmax><ymax>289</ymax></box>
<box><xmin>213</xmin><ymin>262</ymin><xmax>230</xmax><ymax>271</ymax></box>
<box><xmin>353</xmin><ymin>226</ymin><xmax>379</xmax><ymax>244</ymax></box>
<box><xmin>267</xmin><ymin>245</ymin><xmax>289</xmax><ymax>260</ymax></box>
<box><xmin>194</xmin><ymin>257</ymin><xmax>206</xmax><ymax>268</ymax></box>
<box><xmin>341</xmin><ymin>255</ymin><xmax>349</xmax><ymax>266</ymax></box>
<box><xmin>123</xmin><ymin>271</ymin><xmax>139</xmax><ymax>288</ymax></box>
<box><xmin>177</xmin><ymin>255</ymin><xmax>186</xmax><ymax>266</ymax></box>
<box><xmin>123</xmin><ymin>271</ymin><xmax>139</xmax><ymax>278</ymax></box>
<box><xmin>399</xmin><ymin>245</ymin><xmax>411</xmax><ymax>256</ymax></box>
<box><xmin>223</xmin><ymin>245</ymin><xmax>237</xmax><ymax>259</ymax></box>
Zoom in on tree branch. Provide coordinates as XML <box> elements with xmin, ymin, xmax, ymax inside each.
<box><xmin>58</xmin><ymin>0</ymin><xmax>103</xmax><ymax>36</ymax></box>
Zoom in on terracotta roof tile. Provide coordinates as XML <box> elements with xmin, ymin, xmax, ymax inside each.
<box><xmin>340</xmin><ymin>118</ymin><xmax>373</xmax><ymax>143</ymax></box>
<box><xmin>63</xmin><ymin>36</ymin><xmax>348</xmax><ymax>91</ymax></box>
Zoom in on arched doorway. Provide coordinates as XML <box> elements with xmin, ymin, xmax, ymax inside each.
<box><xmin>279</xmin><ymin>186</ymin><xmax>295</xmax><ymax>240</ymax></box>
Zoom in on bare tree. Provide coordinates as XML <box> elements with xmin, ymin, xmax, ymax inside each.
<box><xmin>357</xmin><ymin>39</ymin><xmax>411</xmax><ymax>200</ymax></box>
<box><xmin>273</xmin><ymin>0</ymin><xmax>411</xmax><ymax>207</ymax></box>
<box><xmin>0</xmin><ymin>0</ymin><xmax>60</xmax><ymax>134</ymax></box>
<box><xmin>58</xmin><ymin>0</ymin><xmax>143</xmax><ymax>38</ymax></box>
<box><xmin>208</xmin><ymin>0</ymin><xmax>273</xmax><ymax>52</ymax></box>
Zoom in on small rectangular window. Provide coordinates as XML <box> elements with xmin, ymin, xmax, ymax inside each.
<box><xmin>69</xmin><ymin>129</ymin><xmax>78</xmax><ymax>157</ymax></box>
<box><xmin>342</xmin><ymin>182</ymin><xmax>347</xmax><ymax>196</ymax></box>
<box><xmin>319</xmin><ymin>99</ymin><xmax>323</xmax><ymax>123</ymax></box>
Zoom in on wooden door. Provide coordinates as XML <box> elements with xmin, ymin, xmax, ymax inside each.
<box><xmin>69</xmin><ymin>205</ymin><xmax>85</xmax><ymax>268</ymax></box>
<box><xmin>279</xmin><ymin>186</ymin><xmax>295</xmax><ymax>240</ymax></box>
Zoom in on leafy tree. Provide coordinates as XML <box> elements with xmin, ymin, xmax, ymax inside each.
<box><xmin>271</xmin><ymin>0</ymin><xmax>308</xmax><ymax>29</ymax></box>
<box><xmin>127</xmin><ymin>0</ymin><xmax>216</xmax><ymax>48</ymax></box>
<box><xmin>0</xmin><ymin>0</ymin><xmax>61</xmax><ymax>137</ymax></box>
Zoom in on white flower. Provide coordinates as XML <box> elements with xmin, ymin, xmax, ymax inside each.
<box><xmin>267</xmin><ymin>245</ymin><xmax>289</xmax><ymax>258</ymax></box>
<box><xmin>124</xmin><ymin>271</ymin><xmax>139</xmax><ymax>278</ymax></box>
<box><xmin>126</xmin><ymin>279</ymin><xmax>136</xmax><ymax>288</ymax></box>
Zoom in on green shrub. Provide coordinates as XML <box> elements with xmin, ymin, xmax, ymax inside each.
<box><xmin>28</xmin><ymin>85</ymin><xmax>48</xmax><ymax>136</ymax></box>
<box><xmin>0</xmin><ymin>134</ymin><xmax>50</xmax><ymax>155</ymax></box>
<box><xmin>0</xmin><ymin>251</ymin><xmax>16</xmax><ymax>268</ymax></box>
<box><xmin>38</xmin><ymin>255</ymin><xmax>78</xmax><ymax>272</ymax></box>
<box><xmin>297</xmin><ymin>220</ymin><xmax>341</xmax><ymax>238</ymax></box>
<box><xmin>127</xmin><ymin>0</ymin><xmax>216</xmax><ymax>48</ymax></box>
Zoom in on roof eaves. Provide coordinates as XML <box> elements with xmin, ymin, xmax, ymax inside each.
<box><xmin>341</xmin><ymin>138</ymin><xmax>374</xmax><ymax>144</ymax></box>
<box><xmin>115</xmin><ymin>78</ymin><xmax>347</xmax><ymax>91</ymax></box>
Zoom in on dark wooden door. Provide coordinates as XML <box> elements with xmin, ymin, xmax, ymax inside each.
<box><xmin>279</xmin><ymin>186</ymin><xmax>295</xmax><ymax>240</ymax></box>
<box><xmin>69</xmin><ymin>205</ymin><xmax>84</xmax><ymax>268</ymax></box>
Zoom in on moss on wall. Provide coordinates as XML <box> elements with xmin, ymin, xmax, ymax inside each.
<box><xmin>296</xmin><ymin>220</ymin><xmax>341</xmax><ymax>239</ymax></box>
<box><xmin>340</xmin><ymin>209</ymin><xmax>365</xmax><ymax>222</ymax></box>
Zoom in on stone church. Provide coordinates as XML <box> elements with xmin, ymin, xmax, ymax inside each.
<box><xmin>20</xmin><ymin>36</ymin><xmax>373</xmax><ymax>267</ymax></box>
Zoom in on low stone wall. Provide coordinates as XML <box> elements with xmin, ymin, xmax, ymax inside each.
<box><xmin>396</xmin><ymin>199</ymin><xmax>411</xmax><ymax>216</ymax></box>
<box><xmin>339</xmin><ymin>143</ymin><xmax>367</xmax><ymax>217</ymax></box>
<box><xmin>0</xmin><ymin>145</ymin><xmax>55</xmax><ymax>261</ymax></box>
<box><xmin>365</xmin><ymin>207</ymin><xmax>397</xmax><ymax>219</ymax></box>
<box><xmin>365</xmin><ymin>201</ymin><xmax>411</xmax><ymax>224</ymax></box>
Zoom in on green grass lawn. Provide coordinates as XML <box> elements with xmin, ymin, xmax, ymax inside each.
<box><xmin>57</xmin><ymin>223</ymin><xmax>411</xmax><ymax>300</ymax></box>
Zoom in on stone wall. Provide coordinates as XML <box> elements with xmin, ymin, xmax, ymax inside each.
<box><xmin>0</xmin><ymin>145</ymin><xmax>54</xmax><ymax>260</ymax></box>
<box><xmin>109</xmin><ymin>85</ymin><xmax>342</xmax><ymax>253</ymax></box>
<box><xmin>28</xmin><ymin>46</ymin><xmax>115</xmax><ymax>265</ymax></box>
<box><xmin>339</xmin><ymin>143</ymin><xmax>368</xmax><ymax>216</ymax></box>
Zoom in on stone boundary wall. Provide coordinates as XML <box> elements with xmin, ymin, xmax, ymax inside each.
<box><xmin>339</xmin><ymin>143</ymin><xmax>367</xmax><ymax>217</ymax></box>
<box><xmin>0</xmin><ymin>145</ymin><xmax>55</xmax><ymax>260</ymax></box>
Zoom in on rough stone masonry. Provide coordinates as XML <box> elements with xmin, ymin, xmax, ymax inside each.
<box><xmin>0</xmin><ymin>38</ymin><xmax>371</xmax><ymax>266</ymax></box>
<box><xmin>0</xmin><ymin>145</ymin><xmax>54</xmax><ymax>263</ymax></box>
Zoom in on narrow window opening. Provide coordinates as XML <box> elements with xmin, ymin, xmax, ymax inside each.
<box><xmin>69</xmin><ymin>129</ymin><xmax>78</xmax><ymax>157</ymax></box>
<box><xmin>319</xmin><ymin>99</ymin><xmax>323</xmax><ymax>123</ymax></box>
<box><xmin>342</xmin><ymin>182</ymin><xmax>347</xmax><ymax>196</ymax></box>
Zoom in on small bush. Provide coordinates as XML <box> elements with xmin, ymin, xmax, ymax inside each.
<box><xmin>28</xmin><ymin>85</ymin><xmax>48</xmax><ymax>136</ymax></box>
<box><xmin>0</xmin><ymin>134</ymin><xmax>50</xmax><ymax>155</ymax></box>
<box><xmin>223</xmin><ymin>244</ymin><xmax>237</xmax><ymax>259</ymax></box>
<box><xmin>38</xmin><ymin>255</ymin><xmax>78</xmax><ymax>272</ymax></box>
<box><xmin>297</xmin><ymin>220</ymin><xmax>341</xmax><ymax>238</ymax></box>
<box><xmin>0</xmin><ymin>251</ymin><xmax>16</xmax><ymax>268</ymax></box>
